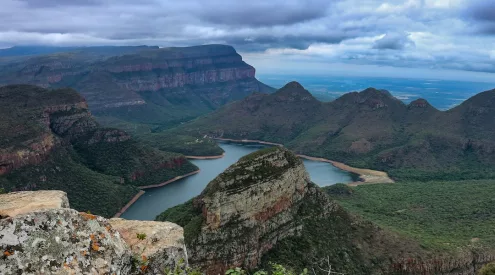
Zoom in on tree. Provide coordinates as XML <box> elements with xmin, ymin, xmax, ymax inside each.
<box><xmin>479</xmin><ymin>262</ymin><xmax>495</xmax><ymax>275</ymax></box>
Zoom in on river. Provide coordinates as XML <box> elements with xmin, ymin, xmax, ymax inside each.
<box><xmin>121</xmin><ymin>142</ymin><xmax>353</xmax><ymax>220</ymax></box>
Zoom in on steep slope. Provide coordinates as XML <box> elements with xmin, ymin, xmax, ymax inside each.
<box><xmin>0</xmin><ymin>44</ymin><xmax>274</xmax><ymax>131</ymax></box>
<box><xmin>176</xmin><ymin>82</ymin><xmax>495</xmax><ymax>180</ymax></box>
<box><xmin>178</xmin><ymin>82</ymin><xmax>324</xmax><ymax>143</ymax></box>
<box><xmin>157</xmin><ymin>147</ymin><xmax>493</xmax><ymax>275</ymax></box>
<box><xmin>0</xmin><ymin>85</ymin><xmax>197</xmax><ymax>217</ymax></box>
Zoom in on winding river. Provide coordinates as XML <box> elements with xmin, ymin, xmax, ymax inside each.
<box><xmin>121</xmin><ymin>142</ymin><xmax>353</xmax><ymax>220</ymax></box>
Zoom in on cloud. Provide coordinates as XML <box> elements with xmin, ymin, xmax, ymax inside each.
<box><xmin>198</xmin><ymin>0</ymin><xmax>332</xmax><ymax>27</ymax></box>
<box><xmin>0</xmin><ymin>0</ymin><xmax>494</xmax><ymax>76</ymax></box>
<box><xmin>460</xmin><ymin>0</ymin><xmax>495</xmax><ymax>34</ymax></box>
<box><xmin>372</xmin><ymin>32</ymin><xmax>415</xmax><ymax>50</ymax></box>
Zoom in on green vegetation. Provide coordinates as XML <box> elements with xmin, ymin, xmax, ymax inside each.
<box><xmin>156</xmin><ymin>199</ymin><xmax>204</xmax><ymax>244</ymax></box>
<box><xmin>0</xmin><ymin>85</ymin><xmax>201</xmax><ymax>217</ymax></box>
<box><xmin>174</xmin><ymin>82</ymin><xmax>495</xmax><ymax>181</ymax></box>
<box><xmin>0</xmin><ymin>148</ymin><xmax>138</xmax><ymax>217</ymax></box>
<box><xmin>479</xmin><ymin>262</ymin><xmax>495</xmax><ymax>275</ymax></box>
<box><xmin>74</xmin><ymin>138</ymin><xmax>198</xmax><ymax>187</ymax></box>
<box><xmin>328</xmin><ymin>180</ymin><xmax>495</xmax><ymax>250</ymax></box>
<box><xmin>138</xmin><ymin>132</ymin><xmax>224</xmax><ymax>156</ymax></box>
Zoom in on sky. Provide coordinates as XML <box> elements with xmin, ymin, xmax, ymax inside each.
<box><xmin>1</xmin><ymin>0</ymin><xmax>494</xmax><ymax>81</ymax></box>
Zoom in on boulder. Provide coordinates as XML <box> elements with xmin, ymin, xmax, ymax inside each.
<box><xmin>110</xmin><ymin>219</ymin><xmax>186</xmax><ymax>274</ymax></box>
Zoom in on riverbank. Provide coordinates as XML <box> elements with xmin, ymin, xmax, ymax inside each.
<box><xmin>114</xmin><ymin>190</ymin><xmax>145</xmax><ymax>218</ymax></box>
<box><xmin>113</xmin><ymin>170</ymin><xmax>201</xmax><ymax>218</ymax></box>
<box><xmin>215</xmin><ymin>137</ymin><xmax>394</xmax><ymax>185</ymax></box>
<box><xmin>297</xmin><ymin>155</ymin><xmax>394</xmax><ymax>185</ymax></box>
<box><xmin>185</xmin><ymin>153</ymin><xmax>225</xmax><ymax>160</ymax></box>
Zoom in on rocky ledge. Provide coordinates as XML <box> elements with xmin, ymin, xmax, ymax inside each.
<box><xmin>0</xmin><ymin>191</ymin><xmax>186</xmax><ymax>275</ymax></box>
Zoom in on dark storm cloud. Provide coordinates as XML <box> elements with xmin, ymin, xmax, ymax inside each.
<box><xmin>372</xmin><ymin>33</ymin><xmax>415</xmax><ymax>50</ymax></box>
<box><xmin>461</xmin><ymin>0</ymin><xmax>495</xmax><ymax>35</ymax></box>
<box><xmin>463</xmin><ymin>0</ymin><xmax>495</xmax><ymax>22</ymax></box>
<box><xmin>0</xmin><ymin>0</ymin><xmax>494</xmax><ymax>75</ymax></box>
<box><xmin>198</xmin><ymin>0</ymin><xmax>331</xmax><ymax>27</ymax></box>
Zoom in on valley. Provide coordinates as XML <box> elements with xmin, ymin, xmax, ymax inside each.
<box><xmin>121</xmin><ymin>142</ymin><xmax>355</xmax><ymax>220</ymax></box>
<box><xmin>1</xmin><ymin>44</ymin><xmax>495</xmax><ymax>275</ymax></box>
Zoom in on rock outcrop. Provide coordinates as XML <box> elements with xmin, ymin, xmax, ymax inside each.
<box><xmin>0</xmin><ymin>190</ymin><xmax>69</xmax><ymax>218</ymax></box>
<box><xmin>0</xmin><ymin>191</ymin><xmax>186</xmax><ymax>275</ymax></box>
<box><xmin>110</xmin><ymin>219</ymin><xmax>186</xmax><ymax>274</ymax></box>
<box><xmin>193</xmin><ymin>147</ymin><xmax>308</xmax><ymax>274</ymax></box>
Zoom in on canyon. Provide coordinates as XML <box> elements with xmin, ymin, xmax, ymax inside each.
<box><xmin>157</xmin><ymin>146</ymin><xmax>495</xmax><ymax>275</ymax></box>
<box><xmin>0</xmin><ymin>45</ymin><xmax>274</xmax><ymax>130</ymax></box>
<box><xmin>0</xmin><ymin>85</ymin><xmax>198</xmax><ymax>217</ymax></box>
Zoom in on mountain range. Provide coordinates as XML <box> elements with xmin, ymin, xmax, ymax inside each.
<box><xmin>175</xmin><ymin>81</ymin><xmax>495</xmax><ymax>181</ymax></box>
<box><xmin>0</xmin><ymin>44</ymin><xmax>274</xmax><ymax>132</ymax></box>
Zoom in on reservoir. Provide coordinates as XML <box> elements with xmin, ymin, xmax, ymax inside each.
<box><xmin>121</xmin><ymin>142</ymin><xmax>353</xmax><ymax>220</ymax></box>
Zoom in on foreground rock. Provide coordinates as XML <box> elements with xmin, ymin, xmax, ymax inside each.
<box><xmin>0</xmin><ymin>191</ymin><xmax>184</xmax><ymax>275</ymax></box>
<box><xmin>110</xmin><ymin>219</ymin><xmax>186</xmax><ymax>274</ymax></box>
<box><xmin>0</xmin><ymin>190</ymin><xmax>69</xmax><ymax>218</ymax></box>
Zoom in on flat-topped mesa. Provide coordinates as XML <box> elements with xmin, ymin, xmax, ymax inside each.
<box><xmin>0</xmin><ymin>190</ymin><xmax>186</xmax><ymax>275</ymax></box>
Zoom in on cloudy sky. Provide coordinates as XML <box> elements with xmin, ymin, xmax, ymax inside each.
<box><xmin>1</xmin><ymin>0</ymin><xmax>494</xmax><ymax>81</ymax></box>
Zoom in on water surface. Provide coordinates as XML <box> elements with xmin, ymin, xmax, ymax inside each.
<box><xmin>121</xmin><ymin>142</ymin><xmax>352</xmax><ymax>220</ymax></box>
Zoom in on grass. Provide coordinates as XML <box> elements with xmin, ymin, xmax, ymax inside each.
<box><xmin>328</xmin><ymin>180</ymin><xmax>495</xmax><ymax>251</ymax></box>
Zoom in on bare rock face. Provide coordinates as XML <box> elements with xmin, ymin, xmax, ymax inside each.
<box><xmin>0</xmin><ymin>208</ymin><xmax>133</xmax><ymax>275</ymax></box>
<box><xmin>110</xmin><ymin>219</ymin><xmax>187</xmax><ymax>274</ymax></box>
<box><xmin>0</xmin><ymin>190</ymin><xmax>69</xmax><ymax>218</ymax></box>
<box><xmin>0</xmin><ymin>191</ymin><xmax>185</xmax><ymax>275</ymax></box>
<box><xmin>188</xmin><ymin>147</ymin><xmax>309</xmax><ymax>274</ymax></box>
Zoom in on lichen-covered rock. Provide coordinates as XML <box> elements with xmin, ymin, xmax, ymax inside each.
<box><xmin>0</xmin><ymin>190</ymin><xmax>69</xmax><ymax>218</ymax></box>
<box><xmin>0</xmin><ymin>208</ymin><xmax>133</xmax><ymax>275</ymax></box>
<box><xmin>109</xmin><ymin>219</ymin><xmax>186</xmax><ymax>274</ymax></box>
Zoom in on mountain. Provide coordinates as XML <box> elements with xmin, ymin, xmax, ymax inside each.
<box><xmin>0</xmin><ymin>45</ymin><xmax>157</xmax><ymax>58</ymax></box>
<box><xmin>0</xmin><ymin>85</ymin><xmax>197</xmax><ymax>217</ymax></box>
<box><xmin>175</xmin><ymin>81</ymin><xmax>495</xmax><ymax>180</ymax></box>
<box><xmin>0</xmin><ymin>44</ymin><xmax>275</xmax><ymax>131</ymax></box>
<box><xmin>157</xmin><ymin>146</ymin><xmax>493</xmax><ymax>274</ymax></box>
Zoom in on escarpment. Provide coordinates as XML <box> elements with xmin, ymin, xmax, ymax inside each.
<box><xmin>0</xmin><ymin>45</ymin><xmax>274</xmax><ymax>129</ymax></box>
<box><xmin>158</xmin><ymin>147</ymin><xmax>495</xmax><ymax>275</ymax></box>
<box><xmin>0</xmin><ymin>85</ymin><xmax>198</xmax><ymax>217</ymax></box>
<box><xmin>0</xmin><ymin>191</ymin><xmax>186</xmax><ymax>275</ymax></box>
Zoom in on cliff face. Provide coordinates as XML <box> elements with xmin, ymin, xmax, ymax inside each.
<box><xmin>190</xmin><ymin>147</ymin><xmax>308</xmax><ymax>274</ymax></box>
<box><xmin>158</xmin><ymin>147</ymin><xmax>495</xmax><ymax>275</ymax></box>
<box><xmin>0</xmin><ymin>85</ymin><xmax>198</xmax><ymax>217</ymax></box>
<box><xmin>0</xmin><ymin>45</ymin><xmax>274</xmax><ymax>129</ymax></box>
<box><xmin>0</xmin><ymin>191</ymin><xmax>185</xmax><ymax>275</ymax></box>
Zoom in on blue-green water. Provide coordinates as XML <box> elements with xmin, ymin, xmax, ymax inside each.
<box><xmin>121</xmin><ymin>143</ymin><xmax>352</xmax><ymax>220</ymax></box>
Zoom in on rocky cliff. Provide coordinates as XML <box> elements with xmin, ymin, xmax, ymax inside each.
<box><xmin>0</xmin><ymin>45</ymin><xmax>274</xmax><ymax>130</ymax></box>
<box><xmin>0</xmin><ymin>85</ymin><xmax>198</xmax><ymax>217</ymax></box>
<box><xmin>0</xmin><ymin>191</ymin><xmax>186</xmax><ymax>275</ymax></box>
<box><xmin>158</xmin><ymin>147</ymin><xmax>495</xmax><ymax>275</ymax></box>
